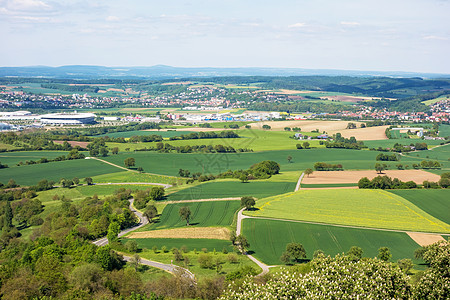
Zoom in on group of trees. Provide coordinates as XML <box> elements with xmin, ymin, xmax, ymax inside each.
<box><xmin>135</xmin><ymin>142</ymin><xmax>252</xmax><ymax>154</ymax></box>
<box><xmin>376</xmin><ymin>153</ymin><xmax>398</xmax><ymax>161</ymax></box>
<box><xmin>313</xmin><ymin>162</ymin><xmax>344</xmax><ymax>171</ymax></box>
<box><xmin>169</xmin><ymin>131</ymin><xmax>239</xmax><ymax>140</ymax></box>
<box><xmin>324</xmin><ymin>133</ymin><xmax>365</xmax><ymax>150</ymax></box>
<box><xmin>422</xmin><ymin>172</ymin><xmax>450</xmax><ymax>189</ymax></box>
<box><xmin>358</xmin><ymin>175</ymin><xmax>417</xmax><ymax>189</ymax></box>
<box><xmin>133</xmin><ymin>187</ymin><xmax>166</xmax><ymax>209</ymax></box>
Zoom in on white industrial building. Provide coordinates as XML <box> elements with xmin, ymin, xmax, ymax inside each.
<box><xmin>40</xmin><ymin>113</ymin><xmax>96</xmax><ymax>125</ymax></box>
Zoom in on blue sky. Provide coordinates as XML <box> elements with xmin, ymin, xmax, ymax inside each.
<box><xmin>0</xmin><ymin>0</ymin><xmax>449</xmax><ymax>73</ymax></box>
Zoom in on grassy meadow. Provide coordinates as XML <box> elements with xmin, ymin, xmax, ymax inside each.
<box><xmin>246</xmin><ymin>189</ymin><xmax>450</xmax><ymax>233</ymax></box>
<box><xmin>242</xmin><ymin>218</ymin><xmax>422</xmax><ymax>266</ymax></box>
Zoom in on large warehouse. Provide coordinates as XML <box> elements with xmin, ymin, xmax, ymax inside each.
<box><xmin>40</xmin><ymin>113</ymin><xmax>96</xmax><ymax>125</ymax></box>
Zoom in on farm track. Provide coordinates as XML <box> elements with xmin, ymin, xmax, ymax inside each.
<box><xmin>93</xmin><ymin>198</ymin><xmax>195</xmax><ymax>280</ymax></box>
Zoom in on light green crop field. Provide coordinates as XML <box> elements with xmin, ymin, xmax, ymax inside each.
<box><xmin>0</xmin><ymin>142</ymin><xmax>21</xmax><ymax>151</ymax></box>
<box><xmin>166</xmin><ymin>179</ymin><xmax>296</xmax><ymax>201</ymax></box>
<box><xmin>390</xmin><ymin>189</ymin><xmax>450</xmax><ymax>225</ymax></box>
<box><xmin>242</xmin><ymin>218</ymin><xmax>422</xmax><ymax>266</ymax></box>
<box><xmin>136</xmin><ymin>200</ymin><xmax>241</xmax><ymax>232</ymax></box>
<box><xmin>101</xmin><ymin>148</ymin><xmax>423</xmax><ymax>177</ymax></box>
<box><xmin>422</xmin><ymin>95</ymin><xmax>449</xmax><ymax>105</ymax></box>
<box><xmin>0</xmin><ymin>151</ymin><xmax>72</xmax><ymax>166</ymax></box>
<box><xmin>0</xmin><ymin>159</ymin><xmax>121</xmax><ymax>186</ymax></box>
<box><xmin>94</xmin><ymin>130</ymin><xmax>194</xmax><ymax>138</ymax></box>
<box><xmin>92</xmin><ymin>171</ymin><xmax>180</xmax><ymax>185</ymax></box>
<box><xmin>439</xmin><ymin>124</ymin><xmax>450</xmax><ymax>138</ymax></box>
<box><xmin>389</xmin><ymin>130</ymin><xmax>409</xmax><ymax>139</ymax></box>
<box><xmin>246</xmin><ymin>189</ymin><xmax>450</xmax><ymax>233</ymax></box>
<box><xmin>106</xmin><ymin>129</ymin><xmax>323</xmax><ymax>152</ymax></box>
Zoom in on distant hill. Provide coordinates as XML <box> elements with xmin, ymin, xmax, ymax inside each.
<box><xmin>0</xmin><ymin>65</ymin><xmax>448</xmax><ymax>79</ymax></box>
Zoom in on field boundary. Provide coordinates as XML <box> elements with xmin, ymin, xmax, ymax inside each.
<box><xmin>295</xmin><ymin>172</ymin><xmax>304</xmax><ymax>191</ymax></box>
<box><xmin>241</xmin><ymin>214</ymin><xmax>450</xmax><ymax>236</ymax></box>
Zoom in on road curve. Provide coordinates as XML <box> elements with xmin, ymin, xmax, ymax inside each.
<box><xmin>93</xmin><ymin>198</ymin><xmax>195</xmax><ymax>280</ymax></box>
<box><xmin>236</xmin><ymin>208</ymin><xmax>274</xmax><ymax>276</ymax></box>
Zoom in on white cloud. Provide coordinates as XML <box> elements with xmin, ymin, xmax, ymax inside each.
<box><xmin>106</xmin><ymin>15</ymin><xmax>120</xmax><ymax>22</ymax></box>
<box><xmin>7</xmin><ymin>0</ymin><xmax>51</xmax><ymax>11</ymax></box>
<box><xmin>340</xmin><ymin>21</ymin><xmax>360</xmax><ymax>26</ymax></box>
<box><xmin>423</xmin><ymin>35</ymin><xmax>447</xmax><ymax>40</ymax></box>
<box><xmin>288</xmin><ymin>22</ymin><xmax>306</xmax><ymax>28</ymax></box>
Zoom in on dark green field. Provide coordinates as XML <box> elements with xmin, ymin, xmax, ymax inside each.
<box><xmin>95</xmin><ymin>130</ymin><xmax>194</xmax><ymax>138</ymax></box>
<box><xmin>390</xmin><ymin>189</ymin><xmax>450</xmax><ymax>225</ymax></box>
<box><xmin>0</xmin><ymin>151</ymin><xmax>73</xmax><ymax>166</ymax></box>
<box><xmin>101</xmin><ymin>148</ymin><xmax>423</xmax><ymax>177</ymax></box>
<box><xmin>122</xmin><ymin>237</ymin><xmax>233</xmax><ymax>252</ymax></box>
<box><xmin>243</xmin><ymin>218</ymin><xmax>422</xmax><ymax>266</ymax></box>
<box><xmin>439</xmin><ymin>124</ymin><xmax>450</xmax><ymax>138</ymax></box>
<box><xmin>166</xmin><ymin>180</ymin><xmax>295</xmax><ymax>200</ymax></box>
<box><xmin>139</xmin><ymin>200</ymin><xmax>241</xmax><ymax>231</ymax></box>
<box><xmin>364</xmin><ymin>139</ymin><xmax>443</xmax><ymax>149</ymax></box>
<box><xmin>0</xmin><ymin>159</ymin><xmax>121</xmax><ymax>186</ymax></box>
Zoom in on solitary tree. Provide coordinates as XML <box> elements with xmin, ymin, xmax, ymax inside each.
<box><xmin>150</xmin><ymin>186</ymin><xmax>165</xmax><ymax>201</ymax></box>
<box><xmin>375</xmin><ymin>163</ymin><xmax>386</xmax><ymax>174</ymax></box>
<box><xmin>124</xmin><ymin>157</ymin><xmax>135</xmax><ymax>168</ymax></box>
<box><xmin>287</xmin><ymin>155</ymin><xmax>293</xmax><ymax>163</ymax></box>
<box><xmin>111</xmin><ymin>147</ymin><xmax>119</xmax><ymax>155</ymax></box>
<box><xmin>239</xmin><ymin>174</ymin><xmax>249</xmax><ymax>183</ymax></box>
<box><xmin>378</xmin><ymin>247</ymin><xmax>392</xmax><ymax>261</ymax></box>
<box><xmin>240</xmin><ymin>196</ymin><xmax>256</xmax><ymax>210</ymax></box>
<box><xmin>144</xmin><ymin>205</ymin><xmax>158</xmax><ymax>223</ymax></box>
<box><xmin>347</xmin><ymin>246</ymin><xmax>363</xmax><ymax>261</ymax></box>
<box><xmin>262</xmin><ymin>124</ymin><xmax>271</xmax><ymax>130</ymax></box>
<box><xmin>286</xmin><ymin>242</ymin><xmax>306</xmax><ymax>262</ymax></box>
<box><xmin>84</xmin><ymin>177</ymin><xmax>93</xmax><ymax>185</ymax></box>
<box><xmin>179</xmin><ymin>206</ymin><xmax>192</xmax><ymax>226</ymax></box>
<box><xmin>304</xmin><ymin>168</ymin><xmax>313</xmax><ymax>177</ymax></box>
<box><xmin>72</xmin><ymin>177</ymin><xmax>80</xmax><ymax>186</ymax></box>
<box><xmin>137</xmin><ymin>166</ymin><xmax>144</xmax><ymax>173</ymax></box>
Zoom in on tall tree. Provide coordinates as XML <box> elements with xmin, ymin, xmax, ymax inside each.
<box><xmin>4</xmin><ymin>201</ymin><xmax>13</xmax><ymax>229</ymax></box>
<box><xmin>179</xmin><ymin>206</ymin><xmax>192</xmax><ymax>226</ymax></box>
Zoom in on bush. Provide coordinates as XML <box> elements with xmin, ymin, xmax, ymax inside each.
<box><xmin>198</xmin><ymin>253</ymin><xmax>214</xmax><ymax>269</ymax></box>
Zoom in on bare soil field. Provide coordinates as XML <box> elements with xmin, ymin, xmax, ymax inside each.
<box><xmin>53</xmin><ymin>140</ymin><xmax>89</xmax><ymax>148</ymax></box>
<box><xmin>127</xmin><ymin>227</ymin><xmax>230</xmax><ymax>240</ymax></box>
<box><xmin>301</xmin><ymin>170</ymin><xmax>441</xmax><ymax>185</ymax></box>
<box><xmin>248</xmin><ymin>120</ymin><xmax>364</xmax><ymax>132</ymax></box>
<box><xmin>327</xmin><ymin>125</ymin><xmax>389</xmax><ymax>140</ymax></box>
<box><xmin>406</xmin><ymin>232</ymin><xmax>446</xmax><ymax>246</ymax></box>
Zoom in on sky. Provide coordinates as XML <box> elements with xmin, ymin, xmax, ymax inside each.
<box><xmin>0</xmin><ymin>0</ymin><xmax>449</xmax><ymax>73</ymax></box>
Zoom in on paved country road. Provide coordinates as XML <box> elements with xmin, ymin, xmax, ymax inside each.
<box><xmin>93</xmin><ymin>198</ymin><xmax>195</xmax><ymax>280</ymax></box>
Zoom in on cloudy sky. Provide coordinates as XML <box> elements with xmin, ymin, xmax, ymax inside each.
<box><xmin>0</xmin><ymin>0</ymin><xmax>449</xmax><ymax>73</ymax></box>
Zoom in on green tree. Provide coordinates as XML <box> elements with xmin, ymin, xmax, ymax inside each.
<box><xmin>111</xmin><ymin>147</ymin><xmax>119</xmax><ymax>155</ymax></box>
<box><xmin>3</xmin><ymin>201</ymin><xmax>13</xmax><ymax>229</ymax></box>
<box><xmin>378</xmin><ymin>247</ymin><xmax>391</xmax><ymax>261</ymax></box>
<box><xmin>179</xmin><ymin>206</ymin><xmax>192</xmax><ymax>226</ymax></box>
<box><xmin>287</xmin><ymin>155</ymin><xmax>293</xmax><ymax>163</ymax></box>
<box><xmin>347</xmin><ymin>246</ymin><xmax>363</xmax><ymax>261</ymax></box>
<box><xmin>149</xmin><ymin>186</ymin><xmax>165</xmax><ymax>200</ymax></box>
<box><xmin>107</xmin><ymin>221</ymin><xmax>120</xmax><ymax>244</ymax></box>
<box><xmin>239</xmin><ymin>174</ymin><xmax>249</xmax><ymax>183</ymax></box>
<box><xmin>236</xmin><ymin>235</ymin><xmax>249</xmax><ymax>252</ymax></box>
<box><xmin>72</xmin><ymin>177</ymin><xmax>80</xmax><ymax>186</ymax></box>
<box><xmin>304</xmin><ymin>168</ymin><xmax>313</xmax><ymax>177</ymax></box>
<box><xmin>302</xmin><ymin>141</ymin><xmax>310</xmax><ymax>149</ymax></box>
<box><xmin>240</xmin><ymin>196</ymin><xmax>255</xmax><ymax>210</ymax></box>
<box><xmin>375</xmin><ymin>163</ymin><xmax>386</xmax><ymax>174</ymax></box>
<box><xmin>124</xmin><ymin>157</ymin><xmax>136</xmax><ymax>168</ymax></box>
<box><xmin>84</xmin><ymin>177</ymin><xmax>93</xmax><ymax>185</ymax></box>
<box><xmin>262</xmin><ymin>124</ymin><xmax>271</xmax><ymax>130</ymax></box>
<box><xmin>285</xmin><ymin>242</ymin><xmax>306</xmax><ymax>262</ymax></box>
<box><xmin>144</xmin><ymin>205</ymin><xmax>158</xmax><ymax>223</ymax></box>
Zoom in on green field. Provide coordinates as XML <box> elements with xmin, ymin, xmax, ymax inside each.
<box><xmin>390</xmin><ymin>189</ymin><xmax>450</xmax><ymax>225</ymax></box>
<box><xmin>422</xmin><ymin>95</ymin><xmax>449</xmax><ymax>105</ymax></box>
<box><xmin>439</xmin><ymin>124</ymin><xmax>450</xmax><ymax>138</ymax></box>
<box><xmin>166</xmin><ymin>180</ymin><xmax>296</xmax><ymax>200</ymax></box>
<box><xmin>246</xmin><ymin>189</ymin><xmax>450</xmax><ymax>233</ymax></box>
<box><xmin>403</xmin><ymin>143</ymin><xmax>450</xmax><ymax>168</ymax></box>
<box><xmin>0</xmin><ymin>151</ymin><xmax>73</xmax><ymax>166</ymax></box>
<box><xmin>123</xmin><ymin>238</ymin><xmax>233</xmax><ymax>253</ymax></box>
<box><xmin>389</xmin><ymin>130</ymin><xmax>409</xmax><ymax>139</ymax></box>
<box><xmin>0</xmin><ymin>159</ymin><xmax>121</xmax><ymax>186</ymax></box>
<box><xmin>137</xmin><ymin>200</ymin><xmax>241</xmax><ymax>231</ymax></box>
<box><xmin>364</xmin><ymin>139</ymin><xmax>444</xmax><ymax>149</ymax></box>
<box><xmin>242</xmin><ymin>218</ymin><xmax>422</xmax><ymax>265</ymax></box>
<box><xmin>106</xmin><ymin>129</ymin><xmax>323</xmax><ymax>152</ymax></box>
<box><xmin>94</xmin><ymin>130</ymin><xmax>194</xmax><ymax>138</ymax></box>
<box><xmin>92</xmin><ymin>171</ymin><xmax>180</xmax><ymax>184</ymax></box>
<box><xmin>101</xmin><ymin>148</ymin><xmax>421</xmax><ymax>178</ymax></box>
